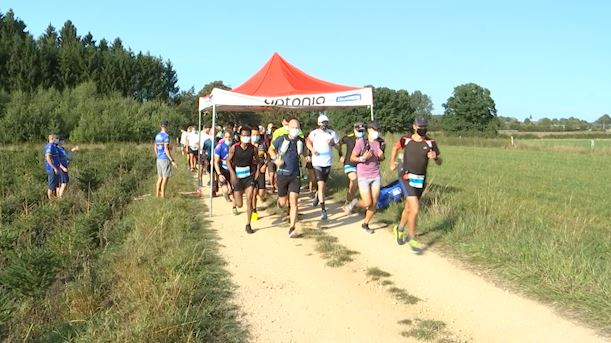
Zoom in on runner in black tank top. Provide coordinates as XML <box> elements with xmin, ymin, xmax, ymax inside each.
<box><xmin>227</xmin><ymin>126</ymin><xmax>260</xmax><ymax>234</ymax></box>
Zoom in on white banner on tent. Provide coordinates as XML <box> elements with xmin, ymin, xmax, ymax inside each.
<box><xmin>199</xmin><ymin>88</ymin><xmax>372</xmax><ymax>112</ymax></box>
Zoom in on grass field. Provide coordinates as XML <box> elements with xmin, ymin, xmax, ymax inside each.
<box><xmin>328</xmin><ymin>135</ymin><xmax>611</xmax><ymax>332</ymax></box>
<box><xmin>0</xmin><ymin>148</ymin><xmax>245</xmax><ymax>341</ymax></box>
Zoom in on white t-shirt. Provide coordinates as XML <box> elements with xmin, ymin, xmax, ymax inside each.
<box><xmin>188</xmin><ymin>132</ymin><xmax>199</xmax><ymax>149</ymax></box>
<box><xmin>180</xmin><ymin>131</ymin><xmax>188</xmax><ymax>145</ymax></box>
<box><xmin>199</xmin><ymin>133</ymin><xmax>211</xmax><ymax>146</ymax></box>
<box><xmin>308</xmin><ymin>128</ymin><xmax>339</xmax><ymax>167</ymax></box>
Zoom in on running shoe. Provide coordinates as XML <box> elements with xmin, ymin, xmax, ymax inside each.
<box><xmin>393</xmin><ymin>225</ymin><xmax>406</xmax><ymax>245</ymax></box>
<box><xmin>361</xmin><ymin>223</ymin><xmax>374</xmax><ymax>234</ymax></box>
<box><xmin>223</xmin><ymin>193</ymin><xmax>231</xmax><ymax>202</ymax></box>
<box><xmin>320</xmin><ymin>209</ymin><xmax>328</xmax><ymax>221</ymax></box>
<box><xmin>245</xmin><ymin>224</ymin><xmax>254</xmax><ymax>234</ymax></box>
<box><xmin>313</xmin><ymin>191</ymin><xmax>319</xmax><ymax>207</ymax></box>
<box><xmin>232</xmin><ymin>207</ymin><xmax>238</xmax><ymax>216</ymax></box>
<box><xmin>409</xmin><ymin>239</ymin><xmax>425</xmax><ymax>255</ymax></box>
<box><xmin>344</xmin><ymin>198</ymin><xmax>358</xmax><ymax>215</ymax></box>
<box><xmin>288</xmin><ymin>227</ymin><xmax>298</xmax><ymax>238</ymax></box>
<box><xmin>251</xmin><ymin>211</ymin><xmax>259</xmax><ymax>222</ymax></box>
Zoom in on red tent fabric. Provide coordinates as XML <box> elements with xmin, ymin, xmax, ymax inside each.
<box><xmin>231</xmin><ymin>52</ymin><xmax>361</xmax><ymax>96</ymax></box>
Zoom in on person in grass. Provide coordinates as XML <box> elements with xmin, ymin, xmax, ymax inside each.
<box><xmin>154</xmin><ymin>120</ymin><xmax>177</xmax><ymax>198</ymax></box>
<box><xmin>269</xmin><ymin>118</ymin><xmax>305</xmax><ymax>238</ymax></box>
<box><xmin>346</xmin><ymin>121</ymin><xmax>385</xmax><ymax>234</ymax></box>
<box><xmin>250</xmin><ymin>126</ymin><xmax>268</xmax><ymax>222</ymax></box>
<box><xmin>214</xmin><ymin>128</ymin><xmax>236</xmax><ymax>211</ymax></box>
<box><xmin>227</xmin><ymin>126</ymin><xmax>260</xmax><ymax>234</ymax></box>
<box><xmin>339</xmin><ymin>122</ymin><xmax>365</xmax><ymax>210</ymax></box>
<box><xmin>44</xmin><ymin>134</ymin><xmax>63</xmax><ymax>199</ymax></box>
<box><xmin>306</xmin><ymin>114</ymin><xmax>340</xmax><ymax>221</ymax></box>
<box><xmin>56</xmin><ymin>138</ymin><xmax>79</xmax><ymax>198</ymax></box>
<box><xmin>390</xmin><ymin>117</ymin><xmax>442</xmax><ymax>254</ymax></box>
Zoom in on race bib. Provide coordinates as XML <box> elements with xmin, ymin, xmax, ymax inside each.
<box><xmin>236</xmin><ymin>166</ymin><xmax>251</xmax><ymax>179</ymax></box>
<box><xmin>221</xmin><ymin>160</ymin><xmax>228</xmax><ymax>170</ymax></box>
<box><xmin>406</xmin><ymin>173</ymin><xmax>425</xmax><ymax>189</ymax></box>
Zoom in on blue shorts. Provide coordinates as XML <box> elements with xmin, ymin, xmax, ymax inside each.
<box><xmin>47</xmin><ymin>171</ymin><xmax>59</xmax><ymax>190</ymax></box>
<box><xmin>59</xmin><ymin>169</ymin><xmax>70</xmax><ymax>184</ymax></box>
<box><xmin>343</xmin><ymin>165</ymin><xmax>357</xmax><ymax>174</ymax></box>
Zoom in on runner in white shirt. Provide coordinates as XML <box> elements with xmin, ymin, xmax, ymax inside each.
<box><xmin>306</xmin><ymin>114</ymin><xmax>340</xmax><ymax>221</ymax></box>
<box><xmin>187</xmin><ymin>127</ymin><xmax>200</xmax><ymax>172</ymax></box>
<box><xmin>180</xmin><ymin>129</ymin><xmax>188</xmax><ymax>155</ymax></box>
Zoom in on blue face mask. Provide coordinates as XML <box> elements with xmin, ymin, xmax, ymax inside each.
<box><xmin>224</xmin><ymin>139</ymin><xmax>232</xmax><ymax>146</ymax></box>
<box><xmin>355</xmin><ymin>131</ymin><xmax>364</xmax><ymax>138</ymax></box>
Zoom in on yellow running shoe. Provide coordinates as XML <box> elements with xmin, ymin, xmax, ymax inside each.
<box><xmin>409</xmin><ymin>239</ymin><xmax>425</xmax><ymax>255</ymax></box>
<box><xmin>251</xmin><ymin>211</ymin><xmax>259</xmax><ymax>222</ymax></box>
<box><xmin>393</xmin><ymin>225</ymin><xmax>406</xmax><ymax>245</ymax></box>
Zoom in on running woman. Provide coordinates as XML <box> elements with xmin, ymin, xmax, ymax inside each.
<box><xmin>347</xmin><ymin>121</ymin><xmax>384</xmax><ymax>234</ymax></box>
<box><xmin>306</xmin><ymin>114</ymin><xmax>340</xmax><ymax>221</ymax></box>
<box><xmin>250</xmin><ymin>126</ymin><xmax>268</xmax><ymax>222</ymax></box>
<box><xmin>227</xmin><ymin>126</ymin><xmax>260</xmax><ymax>234</ymax></box>
<box><xmin>269</xmin><ymin>118</ymin><xmax>305</xmax><ymax>238</ymax></box>
<box><xmin>154</xmin><ymin>120</ymin><xmax>178</xmax><ymax>198</ymax></box>
<box><xmin>214</xmin><ymin>129</ymin><xmax>236</xmax><ymax>211</ymax></box>
<box><xmin>339</xmin><ymin>122</ymin><xmax>365</xmax><ymax>210</ymax></box>
<box><xmin>391</xmin><ymin>117</ymin><xmax>442</xmax><ymax>254</ymax></box>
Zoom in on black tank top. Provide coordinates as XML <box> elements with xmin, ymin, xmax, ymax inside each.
<box><xmin>233</xmin><ymin>143</ymin><xmax>255</xmax><ymax>167</ymax></box>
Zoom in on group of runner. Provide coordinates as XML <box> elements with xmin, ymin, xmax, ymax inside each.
<box><xmin>154</xmin><ymin>114</ymin><xmax>442</xmax><ymax>254</ymax></box>
<box><xmin>43</xmin><ymin>134</ymin><xmax>79</xmax><ymax>199</ymax></box>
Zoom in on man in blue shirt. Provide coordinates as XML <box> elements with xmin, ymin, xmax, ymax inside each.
<box><xmin>269</xmin><ymin>118</ymin><xmax>306</xmax><ymax>238</ymax></box>
<box><xmin>44</xmin><ymin>134</ymin><xmax>62</xmax><ymax>199</ymax></box>
<box><xmin>214</xmin><ymin>128</ymin><xmax>236</xmax><ymax>212</ymax></box>
<box><xmin>155</xmin><ymin>120</ymin><xmax>177</xmax><ymax>198</ymax></box>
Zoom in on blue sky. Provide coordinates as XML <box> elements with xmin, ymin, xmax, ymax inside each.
<box><xmin>3</xmin><ymin>0</ymin><xmax>610</xmax><ymax>121</ymax></box>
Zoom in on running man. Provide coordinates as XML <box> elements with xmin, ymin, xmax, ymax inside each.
<box><xmin>250</xmin><ymin>126</ymin><xmax>268</xmax><ymax>222</ymax></box>
<box><xmin>154</xmin><ymin>120</ymin><xmax>178</xmax><ymax>198</ymax></box>
<box><xmin>346</xmin><ymin>121</ymin><xmax>384</xmax><ymax>234</ymax></box>
<box><xmin>214</xmin><ymin>128</ymin><xmax>236</xmax><ymax>211</ymax></box>
<box><xmin>339</xmin><ymin>122</ymin><xmax>365</xmax><ymax>209</ymax></box>
<box><xmin>44</xmin><ymin>134</ymin><xmax>62</xmax><ymax>199</ymax></box>
<box><xmin>390</xmin><ymin>117</ymin><xmax>442</xmax><ymax>254</ymax></box>
<box><xmin>306</xmin><ymin>114</ymin><xmax>340</xmax><ymax>221</ymax></box>
<box><xmin>227</xmin><ymin>126</ymin><xmax>260</xmax><ymax>234</ymax></box>
<box><xmin>269</xmin><ymin>118</ymin><xmax>305</xmax><ymax>238</ymax></box>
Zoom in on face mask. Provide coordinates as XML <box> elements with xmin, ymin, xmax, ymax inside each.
<box><xmin>355</xmin><ymin>131</ymin><xmax>364</xmax><ymax>138</ymax></box>
<box><xmin>53</xmin><ymin>139</ymin><xmax>59</xmax><ymax>144</ymax></box>
<box><xmin>369</xmin><ymin>131</ymin><xmax>379</xmax><ymax>140</ymax></box>
<box><xmin>289</xmin><ymin>128</ymin><xmax>299</xmax><ymax>137</ymax></box>
<box><xmin>251</xmin><ymin>135</ymin><xmax>260</xmax><ymax>143</ymax></box>
<box><xmin>416</xmin><ymin>128</ymin><xmax>428</xmax><ymax>136</ymax></box>
<box><xmin>240</xmin><ymin>136</ymin><xmax>251</xmax><ymax>144</ymax></box>
<box><xmin>283</xmin><ymin>124</ymin><xmax>289</xmax><ymax>131</ymax></box>
<box><xmin>266</xmin><ymin>128</ymin><xmax>271</xmax><ymax>135</ymax></box>
<box><xmin>319</xmin><ymin>123</ymin><xmax>328</xmax><ymax>130</ymax></box>
<box><xmin>224</xmin><ymin>139</ymin><xmax>232</xmax><ymax>146</ymax></box>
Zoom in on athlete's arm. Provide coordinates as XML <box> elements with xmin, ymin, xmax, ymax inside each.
<box><xmin>226</xmin><ymin>146</ymin><xmax>236</xmax><ymax>179</ymax></box>
<box><xmin>306</xmin><ymin>136</ymin><xmax>316</xmax><ymax>156</ymax></box>
<box><xmin>268</xmin><ymin>143</ymin><xmax>278</xmax><ymax>160</ymax></box>
<box><xmin>45</xmin><ymin>152</ymin><xmax>58</xmax><ymax>174</ymax></box>
<box><xmin>164</xmin><ymin>143</ymin><xmax>177</xmax><ymax>166</ymax></box>
<box><xmin>252</xmin><ymin>147</ymin><xmax>260</xmax><ymax>179</ymax></box>
<box><xmin>214</xmin><ymin>155</ymin><xmax>223</xmax><ymax>178</ymax></box>
<box><xmin>389</xmin><ymin>142</ymin><xmax>401</xmax><ymax>171</ymax></box>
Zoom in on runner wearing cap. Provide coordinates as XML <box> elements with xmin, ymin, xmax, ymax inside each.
<box><xmin>154</xmin><ymin>120</ymin><xmax>178</xmax><ymax>198</ymax></box>
<box><xmin>227</xmin><ymin>126</ymin><xmax>260</xmax><ymax>234</ymax></box>
<box><xmin>269</xmin><ymin>118</ymin><xmax>306</xmax><ymax>238</ymax></box>
<box><xmin>346</xmin><ymin>121</ymin><xmax>384</xmax><ymax>234</ymax></box>
<box><xmin>391</xmin><ymin>117</ymin><xmax>442</xmax><ymax>254</ymax></box>
<box><xmin>339</xmin><ymin>122</ymin><xmax>365</xmax><ymax>211</ymax></box>
<box><xmin>306</xmin><ymin>114</ymin><xmax>340</xmax><ymax>221</ymax></box>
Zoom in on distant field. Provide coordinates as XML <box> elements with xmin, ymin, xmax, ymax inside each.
<box><xmin>518</xmin><ymin>138</ymin><xmax>611</xmax><ymax>149</ymax></box>
<box><xmin>328</xmin><ymin>135</ymin><xmax>611</xmax><ymax>331</ymax></box>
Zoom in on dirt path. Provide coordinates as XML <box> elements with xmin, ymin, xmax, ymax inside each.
<box><xmin>205</xmin><ymin>188</ymin><xmax>605</xmax><ymax>343</ymax></box>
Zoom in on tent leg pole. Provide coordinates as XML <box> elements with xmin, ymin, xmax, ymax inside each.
<box><xmin>209</xmin><ymin>105</ymin><xmax>216</xmax><ymax>217</ymax></box>
<box><xmin>370</xmin><ymin>105</ymin><xmax>374</xmax><ymax>121</ymax></box>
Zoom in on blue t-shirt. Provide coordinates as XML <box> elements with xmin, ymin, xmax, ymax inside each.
<box><xmin>155</xmin><ymin>131</ymin><xmax>170</xmax><ymax>160</ymax></box>
<box><xmin>214</xmin><ymin>140</ymin><xmax>232</xmax><ymax>170</ymax></box>
<box><xmin>202</xmin><ymin>138</ymin><xmax>213</xmax><ymax>159</ymax></box>
<box><xmin>44</xmin><ymin>143</ymin><xmax>60</xmax><ymax>173</ymax></box>
<box><xmin>273</xmin><ymin>135</ymin><xmax>304</xmax><ymax>176</ymax></box>
<box><xmin>58</xmin><ymin>146</ymin><xmax>70</xmax><ymax>167</ymax></box>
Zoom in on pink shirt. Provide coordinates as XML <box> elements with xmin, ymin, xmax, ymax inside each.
<box><xmin>353</xmin><ymin>138</ymin><xmax>382</xmax><ymax>179</ymax></box>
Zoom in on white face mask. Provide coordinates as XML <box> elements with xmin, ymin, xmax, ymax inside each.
<box><xmin>283</xmin><ymin>124</ymin><xmax>289</xmax><ymax>131</ymax></box>
<box><xmin>240</xmin><ymin>136</ymin><xmax>251</xmax><ymax>144</ymax></box>
<box><xmin>369</xmin><ymin>131</ymin><xmax>379</xmax><ymax>140</ymax></box>
<box><xmin>289</xmin><ymin>128</ymin><xmax>299</xmax><ymax>137</ymax></box>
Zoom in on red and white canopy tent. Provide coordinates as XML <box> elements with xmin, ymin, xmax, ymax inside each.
<box><xmin>197</xmin><ymin>53</ymin><xmax>374</xmax><ymax>214</ymax></box>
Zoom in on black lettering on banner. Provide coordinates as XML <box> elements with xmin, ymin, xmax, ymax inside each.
<box><xmin>316</xmin><ymin>96</ymin><xmax>325</xmax><ymax>105</ymax></box>
<box><xmin>292</xmin><ymin>98</ymin><xmax>301</xmax><ymax>106</ymax></box>
<box><xmin>301</xmin><ymin>97</ymin><xmax>311</xmax><ymax>106</ymax></box>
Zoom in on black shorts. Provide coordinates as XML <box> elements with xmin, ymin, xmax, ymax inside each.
<box><xmin>401</xmin><ymin>179</ymin><xmax>425</xmax><ymax>199</ymax></box>
<box><xmin>218</xmin><ymin>169</ymin><xmax>231</xmax><ymax>184</ymax></box>
<box><xmin>277</xmin><ymin>174</ymin><xmax>300</xmax><ymax>197</ymax></box>
<box><xmin>305</xmin><ymin>162</ymin><xmax>313</xmax><ymax>169</ymax></box>
<box><xmin>314</xmin><ymin>166</ymin><xmax>331</xmax><ymax>182</ymax></box>
<box><xmin>188</xmin><ymin>147</ymin><xmax>198</xmax><ymax>155</ymax></box>
<box><xmin>198</xmin><ymin>154</ymin><xmax>210</xmax><ymax>165</ymax></box>
<box><xmin>233</xmin><ymin>176</ymin><xmax>254</xmax><ymax>193</ymax></box>
<box><xmin>256</xmin><ymin>173</ymin><xmax>266</xmax><ymax>190</ymax></box>
<box><xmin>268</xmin><ymin>161</ymin><xmax>277</xmax><ymax>173</ymax></box>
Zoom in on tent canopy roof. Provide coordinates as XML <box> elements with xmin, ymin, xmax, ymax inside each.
<box><xmin>231</xmin><ymin>52</ymin><xmax>362</xmax><ymax>97</ymax></box>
